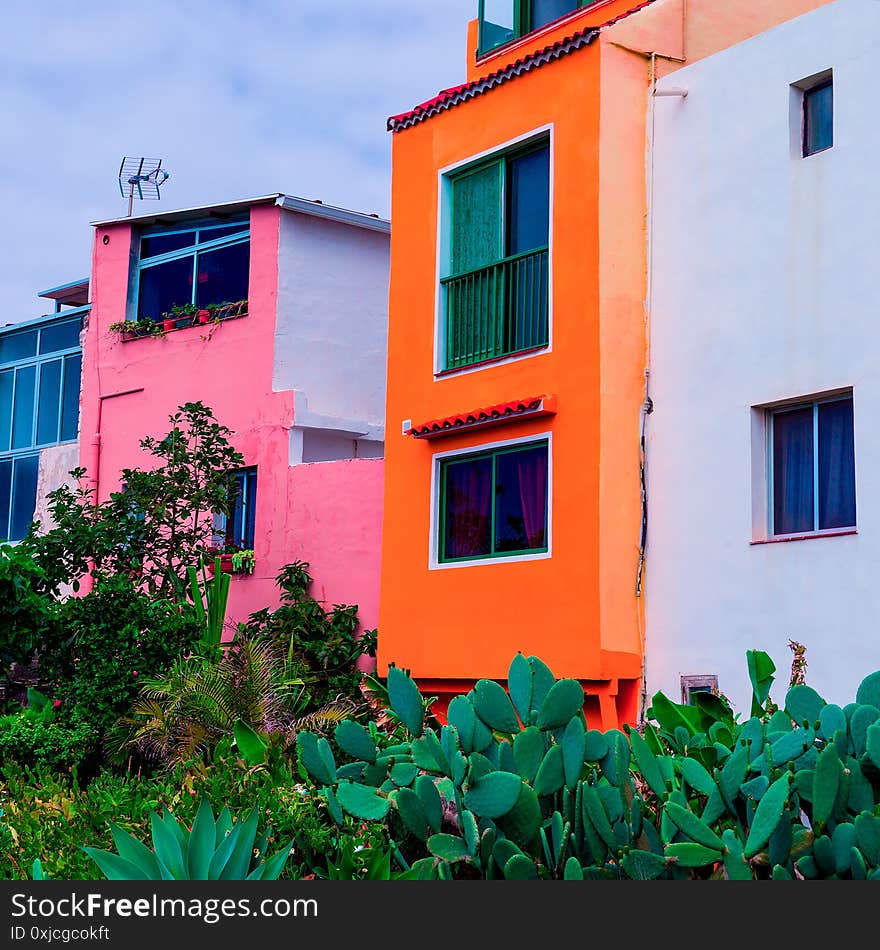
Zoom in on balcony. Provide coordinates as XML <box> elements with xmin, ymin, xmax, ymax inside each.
<box><xmin>478</xmin><ymin>1</ymin><xmax>596</xmax><ymax>57</ymax></box>
<box><xmin>441</xmin><ymin>247</ymin><xmax>549</xmax><ymax>371</ymax></box>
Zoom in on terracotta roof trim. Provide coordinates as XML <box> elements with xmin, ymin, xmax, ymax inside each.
<box><xmin>387</xmin><ymin>1</ymin><xmax>657</xmax><ymax>133</ymax></box>
<box><xmin>408</xmin><ymin>395</ymin><xmax>557</xmax><ymax>439</ymax></box>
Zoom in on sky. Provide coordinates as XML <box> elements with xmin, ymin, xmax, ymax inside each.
<box><xmin>1</xmin><ymin>0</ymin><xmax>475</xmax><ymax>323</ymax></box>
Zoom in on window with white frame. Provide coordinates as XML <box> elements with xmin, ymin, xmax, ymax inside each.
<box><xmin>437</xmin><ymin>438</ymin><xmax>549</xmax><ymax>564</ymax></box>
<box><xmin>136</xmin><ymin>219</ymin><xmax>250</xmax><ymax>322</ymax></box>
<box><xmin>768</xmin><ymin>393</ymin><xmax>855</xmax><ymax>537</ymax></box>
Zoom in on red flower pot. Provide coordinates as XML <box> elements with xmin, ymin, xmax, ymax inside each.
<box><xmin>163</xmin><ymin>319</ymin><xmax>176</xmax><ymax>332</ymax></box>
<box><xmin>198</xmin><ymin>310</ymin><xmax>212</xmax><ymax>324</ymax></box>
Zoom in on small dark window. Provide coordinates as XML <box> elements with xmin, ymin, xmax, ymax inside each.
<box><xmin>770</xmin><ymin>394</ymin><xmax>855</xmax><ymax>536</ymax></box>
<box><xmin>440</xmin><ymin>440</ymin><xmax>549</xmax><ymax>563</ymax></box>
<box><xmin>228</xmin><ymin>468</ymin><xmax>257</xmax><ymax>550</ymax></box>
<box><xmin>681</xmin><ymin>675</ymin><xmax>719</xmax><ymax>705</ymax></box>
<box><xmin>803</xmin><ymin>79</ymin><xmax>833</xmax><ymax>156</ymax></box>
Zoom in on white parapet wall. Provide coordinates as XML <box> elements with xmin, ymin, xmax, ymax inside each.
<box><xmin>647</xmin><ymin>0</ymin><xmax>880</xmax><ymax>712</ymax></box>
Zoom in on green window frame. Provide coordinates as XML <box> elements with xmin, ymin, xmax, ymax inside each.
<box><xmin>438</xmin><ymin>438</ymin><xmax>549</xmax><ymax>564</ymax></box>
<box><xmin>478</xmin><ymin>1</ymin><xmax>599</xmax><ymax>56</ymax></box>
<box><xmin>135</xmin><ymin>218</ymin><xmax>250</xmax><ymax>322</ymax></box>
<box><xmin>442</xmin><ymin>137</ymin><xmax>550</xmax><ymax>370</ymax></box>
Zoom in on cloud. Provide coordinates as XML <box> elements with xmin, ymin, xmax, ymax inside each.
<box><xmin>1</xmin><ymin>0</ymin><xmax>474</xmax><ymax>322</ymax></box>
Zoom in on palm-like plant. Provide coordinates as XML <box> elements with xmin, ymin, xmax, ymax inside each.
<box><xmin>113</xmin><ymin>636</ymin><xmax>359</xmax><ymax>767</ymax></box>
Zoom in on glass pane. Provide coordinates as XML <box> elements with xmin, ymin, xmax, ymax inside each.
<box><xmin>230</xmin><ymin>473</ymin><xmax>245</xmax><ymax>547</ymax></box>
<box><xmin>61</xmin><ymin>354</ymin><xmax>82</xmax><ymax>442</ymax></box>
<box><xmin>196</xmin><ymin>241</ymin><xmax>250</xmax><ymax>308</ymax></box>
<box><xmin>38</xmin><ymin>320</ymin><xmax>80</xmax><ymax>354</ymax></box>
<box><xmin>480</xmin><ymin>0</ymin><xmax>515</xmax><ymax>52</ymax></box>
<box><xmin>494</xmin><ymin>444</ymin><xmax>548</xmax><ymax>552</ymax></box>
<box><xmin>10</xmin><ymin>454</ymin><xmax>39</xmax><ymax>541</ymax></box>
<box><xmin>507</xmin><ymin>144</ymin><xmax>550</xmax><ymax>255</ymax></box>
<box><xmin>36</xmin><ymin>359</ymin><xmax>62</xmax><ymax>445</ymax></box>
<box><xmin>804</xmin><ymin>81</ymin><xmax>833</xmax><ymax>156</ymax></box>
<box><xmin>11</xmin><ymin>365</ymin><xmax>36</xmax><ymax>450</ymax></box>
<box><xmin>197</xmin><ymin>224</ymin><xmax>249</xmax><ymax>244</ymax></box>
<box><xmin>140</xmin><ymin>230</ymin><xmax>196</xmax><ymax>259</ymax></box>
<box><xmin>531</xmin><ymin>0</ymin><xmax>579</xmax><ymax>31</ymax></box>
<box><xmin>245</xmin><ymin>472</ymin><xmax>257</xmax><ymax>548</ymax></box>
<box><xmin>818</xmin><ymin>399</ymin><xmax>856</xmax><ymax>529</ymax></box>
<box><xmin>0</xmin><ymin>370</ymin><xmax>12</xmax><ymax>452</ymax></box>
<box><xmin>0</xmin><ymin>459</ymin><xmax>10</xmax><ymax>540</ymax></box>
<box><xmin>443</xmin><ymin>456</ymin><xmax>493</xmax><ymax>560</ymax></box>
<box><xmin>0</xmin><ymin>329</ymin><xmax>37</xmax><ymax>365</ymax></box>
<box><xmin>138</xmin><ymin>256</ymin><xmax>195</xmax><ymax>321</ymax></box>
<box><xmin>773</xmin><ymin>406</ymin><xmax>814</xmax><ymax>535</ymax></box>
<box><xmin>451</xmin><ymin>163</ymin><xmax>503</xmax><ymax>275</ymax></box>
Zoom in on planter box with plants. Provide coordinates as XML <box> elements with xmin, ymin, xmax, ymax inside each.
<box><xmin>204</xmin><ymin>546</ymin><xmax>255</xmax><ymax>576</ymax></box>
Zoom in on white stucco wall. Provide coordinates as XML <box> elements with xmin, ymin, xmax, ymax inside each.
<box><xmin>274</xmin><ymin>212</ymin><xmax>390</xmax><ymax>437</ymax></box>
<box><xmin>647</xmin><ymin>0</ymin><xmax>880</xmax><ymax>713</ymax></box>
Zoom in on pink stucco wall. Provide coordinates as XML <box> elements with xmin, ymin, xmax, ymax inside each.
<box><xmin>79</xmin><ymin>202</ymin><xmax>384</xmax><ymax>634</ymax></box>
<box><xmin>286</xmin><ymin>458</ymin><xmax>384</xmax><ymax>633</ymax></box>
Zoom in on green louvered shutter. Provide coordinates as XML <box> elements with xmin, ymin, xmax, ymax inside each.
<box><xmin>450</xmin><ymin>161</ymin><xmax>503</xmax><ymax>276</ymax></box>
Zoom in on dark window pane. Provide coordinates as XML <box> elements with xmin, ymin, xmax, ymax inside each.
<box><xmin>61</xmin><ymin>354</ymin><xmax>82</xmax><ymax>442</ymax></box>
<box><xmin>196</xmin><ymin>241</ymin><xmax>250</xmax><ymax>308</ymax></box>
<box><xmin>140</xmin><ymin>231</ymin><xmax>195</xmax><ymax>259</ymax></box>
<box><xmin>244</xmin><ymin>472</ymin><xmax>257</xmax><ymax>548</ymax></box>
<box><xmin>10</xmin><ymin>454</ymin><xmax>39</xmax><ymax>541</ymax></box>
<box><xmin>197</xmin><ymin>224</ymin><xmax>249</xmax><ymax>244</ymax></box>
<box><xmin>507</xmin><ymin>146</ymin><xmax>550</xmax><ymax>256</ymax></box>
<box><xmin>138</xmin><ymin>256</ymin><xmax>195</xmax><ymax>320</ymax></box>
<box><xmin>451</xmin><ymin>163</ymin><xmax>503</xmax><ymax>275</ymax></box>
<box><xmin>531</xmin><ymin>0</ymin><xmax>579</xmax><ymax>31</ymax></box>
<box><xmin>0</xmin><ymin>330</ymin><xmax>37</xmax><ymax>365</ymax></box>
<box><xmin>228</xmin><ymin>470</ymin><xmax>257</xmax><ymax>549</ymax></box>
<box><xmin>773</xmin><ymin>406</ymin><xmax>814</xmax><ymax>534</ymax></box>
<box><xmin>818</xmin><ymin>399</ymin><xmax>856</xmax><ymax>529</ymax></box>
<box><xmin>494</xmin><ymin>444</ymin><xmax>549</xmax><ymax>552</ymax></box>
<box><xmin>0</xmin><ymin>459</ymin><xmax>10</xmax><ymax>540</ymax></box>
<box><xmin>11</xmin><ymin>365</ymin><xmax>36</xmax><ymax>450</ymax></box>
<box><xmin>39</xmin><ymin>320</ymin><xmax>80</xmax><ymax>355</ymax></box>
<box><xmin>480</xmin><ymin>0</ymin><xmax>515</xmax><ymax>51</ymax></box>
<box><xmin>0</xmin><ymin>370</ymin><xmax>12</xmax><ymax>452</ymax></box>
<box><xmin>443</xmin><ymin>456</ymin><xmax>492</xmax><ymax>560</ymax></box>
<box><xmin>36</xmin><ymin>359</ymin><xmax>62</xmax><ymax>445</ymax></box>
<box><xmin>804</xmin><ymin>81</ymin><xmax>833</xmax><ymax>156</ymax></box>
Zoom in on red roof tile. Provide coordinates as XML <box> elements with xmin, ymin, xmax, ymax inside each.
<box><xmin>388</xmin><ymin>1</ymin><xmax>657</xmax><ymax>133</ymax></box>
<box><xmin>408</xmin><ymin>395</ymin><xmax>557</xmax><ymax>439</ymax></box>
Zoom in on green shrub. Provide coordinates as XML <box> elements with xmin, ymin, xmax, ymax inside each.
<box><xmin>295</xmin><ymin>651</ymin><xmax>880</xmax><ymax>880</ymax></box>
<box><xmin>0</xmin><ymin>754</ymin><xmax>386</xmax><ymax>881</ymax></box>
<box><xmin>0</xmin><ymin>707</ymin><xmax>98</xmax><ymax>775</ymax></box>
<box><xmin>38</xmin><ymin>574</ymin><xmax>200</xmax><ymax>736</ymax></box>
<box><xmin>243</xmin><ymin>561</ymin><xmax>377</xmax><ymax>709</ymax></box>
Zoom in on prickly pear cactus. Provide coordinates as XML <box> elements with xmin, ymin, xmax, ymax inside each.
<box><xmin>295</xmin><ymin>651</ymin><xmax>880</xmax><ymax>880</ymax></box>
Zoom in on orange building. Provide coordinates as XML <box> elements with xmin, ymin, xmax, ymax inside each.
<box><xmin>378</xmin><ymin>0</ymin><xmax>833</xmax><ymax>728</ymax></box>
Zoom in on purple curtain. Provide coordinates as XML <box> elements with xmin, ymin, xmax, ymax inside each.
<box><xmin>773</xmin><ymin>407</ymin><xmax>814</xmax><ymax>535</ymax></box>
<box><xmin>818</xmin><ymin>399</ymin><xmax>856</xmax><ymax>529</ymax></box>
<box><xmin>517</xmin><ymin>448</ymin><xmax>548</xmax><ymax>548</ymax></box>
<box><xmin>444</xmin><ymin>457</ymin><xmax>492</xmax><ymax>559</ymax></box>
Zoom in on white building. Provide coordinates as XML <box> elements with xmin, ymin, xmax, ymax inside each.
<box><xmin>647</xmin><ymin>0</ymin><xmax>880</xmax><ymax>713</ymax></box>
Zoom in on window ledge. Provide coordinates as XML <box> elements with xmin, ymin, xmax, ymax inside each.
<box><xmin>119</xmin><ymin>303</ymin><xmax>249</xmax><ymax>342</ymax></box>
<box><xmin>751</xmin><ymin>529</ymin><xmax>857</xmax><ymax>546</ymax></box>
<box><xmin>435</xmin><ymin>345</ymin><xmax>549</xmax><ymax>379</ymax></box>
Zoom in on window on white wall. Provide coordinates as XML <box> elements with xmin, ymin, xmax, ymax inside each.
<box><xmin>768</xmin><ymin>393</ymin><xmax>855</xmax><ymax>537</ymax></box>
<box><xmin>793</xmin><ymin>70</ymin><xmax>833</xmax><ymax>158</ymax></box>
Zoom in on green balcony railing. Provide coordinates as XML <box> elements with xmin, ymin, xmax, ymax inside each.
<box><xmin>441</xmin><ymin>247</ymin><xmax>549</xmax><ymax>371</ymax></box>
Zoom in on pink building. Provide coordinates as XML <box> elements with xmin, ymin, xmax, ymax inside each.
<box><xmin>80</xmin><ymin>194</ymin><xmax>390</xmax><ymax>632</ymax></box>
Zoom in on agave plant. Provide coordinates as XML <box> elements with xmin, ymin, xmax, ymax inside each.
<box><xmin>85</xmin><ymin>798</ymin><xmax>292</xmax><ymax>880</ymax></box>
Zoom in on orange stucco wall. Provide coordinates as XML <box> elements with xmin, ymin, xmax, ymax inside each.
<box><xmin>381</xmin><ymin>0</ymin><xmax>834</xmax><ymax>728</ymax></box>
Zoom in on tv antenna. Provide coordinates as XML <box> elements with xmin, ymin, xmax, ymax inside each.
<box><xmin>118</xmin><ymin>157</ymin><xmax>171</xmax><ymax>216</ymax></box>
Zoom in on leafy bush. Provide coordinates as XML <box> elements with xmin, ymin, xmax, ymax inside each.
<box><xmin>22</xmin><ymin>402</ymin><xmax>244</xmax><ymax>595</ymax></box>
<box><xmin>0</xmin><ymin>705</ymin><xmax>98</xmax><ymax>775</ymax></box>
<box><xmin>243</xmin><ymin>561</ymin><xmax>377</xmax><ymax>709</ymax></box>
<box><xmin>38</xmin><ymin>575</ymin><xmax>201</xmax><ymax>736</ymax></box>
<box><xmin>295</xmin><ymin>651</ymin><xmax>880</xmax><ymax>880</ymax></box>
<box><xmin>0</xmin><ymin>545</ymin><xmax>58</xmax><ymax>684</ymax></box>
